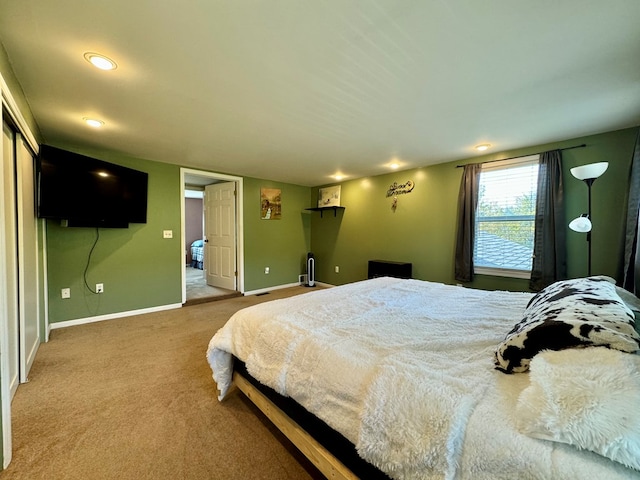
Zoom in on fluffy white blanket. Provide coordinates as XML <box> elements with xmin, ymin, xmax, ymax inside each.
<box><xmin>206</xmin><ymin>278</ymin><xmax>640</xmax><ymax>480</ymax></box>
<box><xmin>517</xmin><ymin>347</ymin><xmax>640</xmax><ymax>471</ymax></box>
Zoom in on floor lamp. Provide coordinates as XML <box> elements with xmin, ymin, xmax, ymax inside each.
<box><xmin>569</xmin><ymin>162</ymin><xmax>608</xmax><ymax>276</ymax></box>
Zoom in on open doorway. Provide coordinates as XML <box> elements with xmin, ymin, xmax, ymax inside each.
<box><xmin>180</xmin><ymin>168</ymin><xmax>244</xmax><ymax>305</ymax></box>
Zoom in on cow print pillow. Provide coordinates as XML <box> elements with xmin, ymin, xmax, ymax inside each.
<box><xmin>494</xmin><ymin>276</ymin><xmax>640</xmax><ymax>373</ymax></box>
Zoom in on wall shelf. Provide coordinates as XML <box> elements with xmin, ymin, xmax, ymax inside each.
<box><xmin>305</xmin><ymin>206</ymin><xmax>345</xmax><ymax>218</ymax></box>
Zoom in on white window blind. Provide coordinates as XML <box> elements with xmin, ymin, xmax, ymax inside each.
<box><xmin>474</xmin><ymin>155</ymin><xmax>539</xmax><ymax>277</ymax></box>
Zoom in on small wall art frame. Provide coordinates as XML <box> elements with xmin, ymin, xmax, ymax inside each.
<box><xmin>318</xmin><ymin>185</ymin><xmax>341</xmax><ymax>208</ymax></box>
<box><xmin>261</xmin><ymin>188</ymin><xmax>282</xmax><ymax>220</ymax></box>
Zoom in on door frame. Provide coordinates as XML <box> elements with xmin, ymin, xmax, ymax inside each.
<box><xmin>0</xmin><ymin>111</ymin><xmax>12</xmax><ymax>470</ymax></box>
<box><xmin>2</xmin><ymin>121</ymin><xmax>19</xmax><ymax>402</ymax></box>
<box><xmin>180</xmin><ymin>168</ymin><xmax>244</xmax><ymax>303</ymax></box>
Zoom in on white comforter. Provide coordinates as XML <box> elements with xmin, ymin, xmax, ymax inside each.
<box><xmin>207</xmin><ymin>277</ymin><xmax>639</xmax><ymax>480</ymax></box>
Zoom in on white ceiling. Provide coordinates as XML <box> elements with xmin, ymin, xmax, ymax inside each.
<box><xmin>1</xmin><ymin>1</ymin><xmax>639</xmax><ymax>186</ymax></box>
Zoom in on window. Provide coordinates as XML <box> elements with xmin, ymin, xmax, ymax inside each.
<box><xmin>473</xmin><ymin>155</ymin><xmax>539</xmax><ymax>279</ymax></box>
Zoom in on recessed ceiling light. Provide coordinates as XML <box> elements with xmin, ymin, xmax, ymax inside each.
<box><xmin>387</xmin><ymin>156</ymin><xmax>403</xmax><ymax>169</ymax></box>
<box><xmin>475</xmin><ymin>144</ymin><xmax>491</xmax><ymax>152</ymax></box>
<box><xmin>83</xmin><ymin>117</ymin><xmax>105</xmax><ymax>128</ymax></box>
<box><xmin>333</xmin><ymin>174</ymin><xmax>344</xmax><ymax>181</ymax></box>
<box><xmin>83</xmin><ymin>52</ymin><xmax>117</xmax><ymax>71</ymax></box>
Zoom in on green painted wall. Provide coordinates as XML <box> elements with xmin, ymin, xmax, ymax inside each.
<box><xmin>242</xmin><ymin>177</ymin><xmax>311</xmax><ymax>291</ymax></box>
<box><xmin>562</xmin><ymin>128</ymin><xmax>637</xmax><ymax>280</ymax></box>
<box><xmin>311</xmin><ymin>127</ymin><xmax>638</xmax><ymax>291</ymax></box>
<box><xmin>45</xmin><ymin>146</ymin><xmax>314</xmax><ymax>322</ymax></box>
<box><xmin>45</xmin><ymin>147</ymin><xmax>183</xmax><ymax>323</ymax></box>
<box><xmin>0</xmin><ymin>43</ymin><xmax>41</xmax><ymax>141</ymax></box>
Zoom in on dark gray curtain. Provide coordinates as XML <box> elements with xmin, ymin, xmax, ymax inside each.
<box><xmin>454</xmin><ymin>163</ymin><xmax>482</xmax><ymax>282</ymax></box>
<box><xmin>529</xmin><ymin>150</ymin><xmax>567</xmax><ymax>291</ymax></box>
<box><xmin>623</xmin><ymin>131</ymin><xmax>640</xmax><ymax>296</ymax></box>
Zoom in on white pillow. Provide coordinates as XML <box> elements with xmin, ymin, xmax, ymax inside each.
<box><xmin>616</xmin><ymin>286</ymin><xmax>640</xmax><ymax>332</ymax></box>
<box><xmin>516</xmin><ymin>347</ymin><xmax>640</xmax><ymax>471</ymax></box>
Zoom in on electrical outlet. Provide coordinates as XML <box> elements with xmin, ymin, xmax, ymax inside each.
<box><xmin>96</xmin><ymin>283</ymin><xmax>104</xmax><ymax>293</ymax></box>
<box><xmin>334</xmin><ymin>265</ymin><xmax>340</xmax><ymax>273</ymax></box>
<box><xmin>163</xmin><ymin>230</ymin><xmax>173</xmax><ymax>239</ymax></box>
<box><xmin>61</xmin><ymin>288</ymin><xmax>71</xmax><ymax>299</ymax></box>
<box><xmin>264</xmin><ymin>267</ymin><xmax>270</xmax><ymax>274</ymax></box>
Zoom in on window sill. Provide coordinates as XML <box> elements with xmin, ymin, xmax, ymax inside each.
<box><xmin>474</xmin><ymin>266</ymin><xmax>531</xmax><ymax>280</ymax></box>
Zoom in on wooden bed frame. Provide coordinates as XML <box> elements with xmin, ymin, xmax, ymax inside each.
<box><xmin>233</xmin><ymin>371</ymin><xmax>359</xmax><ymax>480</ymax></box>
<box><xmin>224</xmin><ymin>239</ymin><xmax>640</xmax><ymax>479</ymax></box>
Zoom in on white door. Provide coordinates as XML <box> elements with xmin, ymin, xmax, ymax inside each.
<box><xmin>2</xmin><ymin>121</ymin><xmax>19</xmax><ymax>399</ymax></box>
<box><xmin>16</xmin><ymin>136</ymin><xmax>39</xmax><ymax>380</ymax></box>
<box><xmin>204</xmin><ymin>182</ymin><xmax>237</xmax><ymax>290</ymax></box>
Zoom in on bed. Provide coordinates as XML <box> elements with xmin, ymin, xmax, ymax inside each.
<box><xmin>207</xmin><ymin>276</ymin><xmax>640</xmax><ymax>479</ymax></box>
<box><xmin>190</xmin><ymin>239</ymin><xmax>204</xmax><ymax>269</ymax></box>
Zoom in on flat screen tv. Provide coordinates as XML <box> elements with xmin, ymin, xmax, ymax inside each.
<box><xmin>37</xmin><ymin>145</ymin><xmax>148</xmax><ymax>228</ymax></box>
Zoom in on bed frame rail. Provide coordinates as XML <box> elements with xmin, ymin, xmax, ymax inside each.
<box><xmin>233</xmin><ymin>372</ymin><xmax>359</xmax><ymax>480</ymax></box>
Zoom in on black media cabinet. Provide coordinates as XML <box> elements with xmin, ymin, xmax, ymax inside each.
<box><xmin>368</xmin><ymin>260</ymin><xmax>412</xmax><ymax>279</ymax></box>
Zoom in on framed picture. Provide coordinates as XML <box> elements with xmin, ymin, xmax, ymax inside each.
<box><xmin>260</xmin><ymin>188</ymin><xmax>282</xmax><ymax>220</ymax></box>
<box><xmin>318</xmin><ymin>185</ymin><xmax>341</xmax><ymax>207</ymax></box>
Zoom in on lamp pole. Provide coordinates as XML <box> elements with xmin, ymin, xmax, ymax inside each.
<box><xmin>569</xmin><ymin>162</ymin><xmax>608</xmax><ymax>278</ymax></box>
<box><xmin>585</xmin><ymin>178</ymin><xmax>594</xmax><ymax>276</ymax></box>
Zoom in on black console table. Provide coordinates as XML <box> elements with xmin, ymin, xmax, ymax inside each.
<box><xmin>368</xmin><ymin>260</ymin><xmax>412</xmax><ymax>279</ymax></box>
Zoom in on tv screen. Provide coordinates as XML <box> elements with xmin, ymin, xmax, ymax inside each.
<box><xmin>37</xmin><ymin>145</ymin><xmax>148</xmax><ymax>228</ymax></box>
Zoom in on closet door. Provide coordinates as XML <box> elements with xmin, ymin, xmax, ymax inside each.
<box><xmin>16</xmin><ymin>135</ymin><xmax>39</xmax><ymax>380</ymax></box>
<box><xmin>1</xmin><ymin>121</ymin><xmax>19</xmax><ymax>399</ymax></box>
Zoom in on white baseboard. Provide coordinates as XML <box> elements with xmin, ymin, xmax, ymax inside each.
<box><xmin>244</xmin><ymin>281</ymin><xmax>334</xmax><ymax>296</ymax></box>
<box><xmin>49</xmin><ymin>302</ymin><xmax>183</xmax><ymax>330</ymax></box>
<box><xmin>49</xmin><ymin>282</ymin><xmax>337</xmax><ymax>331</ymax></box>
<box><xmin>244</xmin><ymin>282</ymin><xmax>300</xmax><ymax>296</ymax></box>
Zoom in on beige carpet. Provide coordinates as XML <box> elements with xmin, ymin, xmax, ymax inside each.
<box><xmin>0</xmin><ymin>287</ymin><xmax>323</xmax><ymax>480</ymax></box>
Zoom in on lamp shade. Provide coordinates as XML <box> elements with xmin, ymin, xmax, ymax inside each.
<box><xmin>570</xmin><ymin>162</ymin><xmax>608</xmax><ymax>180</ymax></box>
<box><xmin>569</xmin><ymin>215</ymin><xmax>592</xmax><ymax>233</ymax></box>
